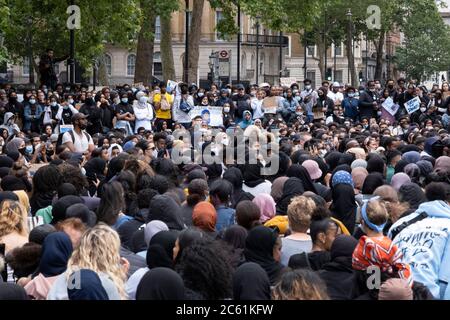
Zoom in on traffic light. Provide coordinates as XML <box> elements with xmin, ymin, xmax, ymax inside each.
<box><xmin>326</xmin><ymin>68</ymin><xmax>332</xmax><ymax>81</ymax></box>
<box><xmin>359</xmin><ymin>71</ymin><xmax>364</xmax><ymax>82</ymax></box>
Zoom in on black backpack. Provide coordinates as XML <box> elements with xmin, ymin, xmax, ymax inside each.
<box><xmin>56</xmin><ymin>130</ymin><xmax>91</xmax><ymax>148</ymax></box>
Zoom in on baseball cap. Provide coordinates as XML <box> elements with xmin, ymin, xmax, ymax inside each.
<box><xmin>292</xmin><ymin>134</ymin><xmax>301</xmax><ymax>142</ymax></box>
<box><xmin>333</xmin><ymin>82</ymin><xmax>341</xmax><ymax>87</ymax></box>
<box><xmin>302</xmin><ymin>160</ymin><xmax>323</xmax><ymax>180</ymax></box>
<box><xmin>259</xmin><ymin>83</ymin><xmax>270</xmax><ymax>88</ymax></box>
<box><xmin>72</xmin><ymin>113</ymin><xmax>88</xmax><ymax>122</ymax></box>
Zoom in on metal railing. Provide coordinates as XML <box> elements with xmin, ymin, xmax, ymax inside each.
<box><xmin>170</xmin><ymin>33</ymin><xmax>289</xmax><ymax>47</ymax></box>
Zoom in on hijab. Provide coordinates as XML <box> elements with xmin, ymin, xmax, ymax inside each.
<box><xmin>144</xmin><ymin>220</ymin><xmax>169</xmax><ymax>247</ymax></box>
<box><xmin>270</xmin><ymin>177</ymin><xmax>289</xmax><ymax>202</ymax></box>
<box><xmin>146</xmin><ymin>230</ymin><xmax>178</xmax><ymax>269</ymax></box>
<box><xmin>402</xmin><ymin>151</ymin><xmax>420</xmax><ymax>164</ymax></box>
<box><xmin>394</xmin><ymin>159</ymin><xmax>409</xmax><ymax>174</ymax></box>
<box><xmin>243</xmin><ymin>163</ymin><xmax>265</xmax><ymax>188</ymax></box>
<box><xmin>244</xmin><ymin>226</ymin><xmax>283</xmax><ymax>285</ymax></box>
<box><xmin>398</xmin><ymin>183</ymin><xmax>426</xmax><ymax>210</ymax></box>
<box><xmin>362</xmin><ymin>173</ymin><xmax>384</xmax><ymax>195</ymax></box>
<box><xmin>107</xmin><ymin>144</ymin><xmax>123</xmax><ymax>160</ymax></box>
<box><xmin>325</xmin><ymin>152</ymin><xmax>342</xmax><ymax>173</ymax></box>
<box><xmin>5</xmin><ymin>137</ymin><xmax>23</xmax><ymax>154</ymax></box>
<box><xmin>148</xmin><ymin>195</ymin><xmax>185</xmax><ymax>230</ymax></box>
<box><xmin>253</xmin><ymin>194</ymin><xmax>276</xmax><ymax>223</ymax></box>
<box><xmin>352</xmin><ymin>167</ymin><xmax>369</xmax><ymax>191</ymax></box>
<box><xmin>0</xmin><ymin>283</ymin><xmax>29</xmax><ymax>300</ymax></box>
<box><xmin>391</xmin><ymin>173</ymin><xmax>411</xmax><ymax>192</ymax></box>
<box><xmin>286</xmin><ymin>164</ymin><xmax>317</xmax><ymax>193</ymax></box>
<box><xmin>332</xmin><ymin>170</ymin><xmax>354</xmax><ymax>188</ymax></box>
<box><xmin>233</xmin><ymin>262</ymin><xmax>271</xmax><ymax>300</ymax></box>
<box><xmin>404</xmin><ymin>163</ymin><xmax>420</xmax><ymax>183</ymax></box>
<box><xmin>276</xmin><ymin>177</ymin><xmax>305</xmax><ymax>215</ymax></box>
<box><xmin>67</xmin><ymin>269</ymin><xmax>109</xmax><ymax>300</ymax></box>
<box><xmin>192</xmin><ymin>201</ymin><xmax>217</xmax><ymax>233</ymax></box>
<box><xmin>38</xmin><ymin>232</ymin><xmax>73</xmax><ymax>277</ymax></box>
<box><xmin>434</xmin><ymin>156</ymin><xmax>450</xmax><ymax>174</ymax></box>
<box><xmin>136</xmin><ymin>268</ymin><xmax>185</xmax><ymax>300</ymax></box>
<box><xmin>366</xmin><ymin>154</ymin><xmax>385</xmax><ymax>175</ymax></box>
<box><xmin>330</xmin><ymin>184</ymin><xmax>357</xmax><ymax>234</ymax></box>
<box><xmin>0</xmin><ymin>155</ymin><xmax>14</xmax><ymax>168</ymax></box>
<box><xmin>84</xmin><ymin>158</ymin><xmax>107</xmax><ymax>181</ymax></box>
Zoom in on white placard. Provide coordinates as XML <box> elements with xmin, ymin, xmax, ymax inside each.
<box><xmin>405</xmin><ymin>96</ymin><xmax>421</xmax><ymax>114</ymax></box>
<box><xmin>381</xmin><ymin>97</ymin><xmax>400</xmax><ymax>116</ymax></box>
<box><xmin>189</xmin><ymin>106</ymin><xmax>223</xmax><ymax>127</ymax></box>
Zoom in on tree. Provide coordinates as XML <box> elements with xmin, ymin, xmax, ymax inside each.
<box><xmin>135</xmin><ymin>0</ymin><xmax>156</xmax><ymax>84</ymax></box>
<box><xmin>2</xmin><ymin>0</ymin><xmax>140</xmax><ymax>83</ymax></box>
<box><xmin>0</xmin><ymin>0</ymin><xmax>9</xmax><ymax>63</ymax></box>
<box><xmin>187</xmin><ymin>0</ymin><xmax>205</xmax><ymax>84</ymax></box>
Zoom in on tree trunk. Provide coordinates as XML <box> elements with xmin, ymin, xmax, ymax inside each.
<box><xmin>98</xmin><ymin>55</ymin><xmax>109</xmax><ymax>86</ymax></box>
<box><xmin>187</xmin><ymin>0</ymin><xmax>204</xmax><ymax>84</ymax></box>
<box><xmin>346</xmin><ymin>23</ymin><xmax>357</xmax><ymax>87</ymax></box>
<box><xmin>161</xmin><ymin>14</ymin><xmax>176</xmax><ymax>81</ymax></box>
<box><xmin>374</xmin><ymin>32</ymin><xmax>385</xmax><ymax>81</ymax></box>
<box><xmin>135</xmin><ymin>0</ymin><xmax>156</xmax><ymax>85</ymax></box>
<box><xmin>315</xmin><ymin>39</ymin><xmax>325</xmax><ymax>81</ymax></box>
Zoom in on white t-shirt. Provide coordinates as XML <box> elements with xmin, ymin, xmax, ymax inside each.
<box><xmin>62</xmin><ymin>130</ymin><xmax>93</xmax><ymax>153</ymax></box>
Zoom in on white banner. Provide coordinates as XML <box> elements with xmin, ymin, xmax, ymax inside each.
<box><xmin>189</xmin><ymin>106</ymin><xmax>223</xmax><ymax>127</ymax></box>
<box><xmin>280</xmin><ymin>77</ymin><xmax>298</xmax><ymax>87</ymax></box>
<box><xmin>381</xmin><ymin>97</ymin><xmax>400</xmax><ymax>116</ymax></box>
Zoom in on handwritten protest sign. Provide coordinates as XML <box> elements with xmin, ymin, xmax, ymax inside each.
<box><xmin>189</xmin><ymin>106</ymin><xmax>223</xmax><ymax>127</ymax></box>
<box><xmin>262</xmin><ymin>96</ymin><xmax>278</xmax><ymax>114</ymax></box>
<box><xmin>382</xmin><ymin>97</ymin><xmax>400</xmax><ymax>116</ymax></box>
<box><xmin>280</xmin><ymin>77</ymin><xmax>298</xmax><ymax>88</ymax></box>
<box><xmin>405</xmin><ymin>96</ymin><xmax>421</xmax><ymax>114</ymax></box>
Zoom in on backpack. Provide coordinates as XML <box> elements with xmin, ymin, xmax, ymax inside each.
<box><xmin>56</xmin><ymin>130</ymin><xmax>91</xmax><ymax>148</ymax></box>
<box><xmin>179</xmin><ymin>99</ymin><xmax>192</xmax><ymax>113</ymax></box>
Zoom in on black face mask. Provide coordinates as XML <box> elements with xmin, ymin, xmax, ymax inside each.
<box><xmin>18</xmin><ymin>147</ymin><xmax>26</xmax><ymax>155</ymax></box>
<box><xmin>46</xmin><ymin>150</ymin><xmax>55</xmax><ymax>157</ymax></box>
<box><xmin>9</xmin><ymin>97</ymin><xmax>17</xmax><ymax>103</ymax></box>
<box><xmin>388</xmin><ymin>85</ymin><xmax>394</xmax><ymax>90</ymax></box>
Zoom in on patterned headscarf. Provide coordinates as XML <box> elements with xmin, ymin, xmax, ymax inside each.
<box><xmin>332</xmin><ymin>170</ymin><xmax>354</xmax><ymax>188</ymax></box>
<box><xmin>352</xmin><ymin>236</ymin><xmax>412</xmax><ymax>286</ymax></box>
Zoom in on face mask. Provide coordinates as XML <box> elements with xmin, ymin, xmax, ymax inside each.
<box><xmin>139</xmin><ymin>96</ymin><xmax>147</xmax><ymax>104</ymax></box>
<box><xmin>18</xmin><ymin>147</ymin><xmax>26</xmax><ymax>155</ymax></box>
<box><xmin>197</xmin><ymin>92</ymin><xmax>204</xmax><ymax>98</ymax></box>
<box><xmin>227</xmin><ymin>89</ymin><xmax>232</xmax><ymax>95</ymax></box>
<box><xmin>122</xmin><ymin>98</ymin><xmax>128</xmax><ymax>104</ymax></box>
<box><xmin>9</xmin><ymin>97</ymin><xmax>17</xmax><ymax>102</ymax></box>
<box><xmin>46</xmin><ymin>150</ymin><xmax>54</xmax><ymax>156</ymax></box>
<box><xmin>348</xmin><ymin>93</ymin><xmax>355</xmax><ymax>98</ymax></box>
<box><xmin>25</xmin><ymin>145</ymin><xmax>33</xmax><ymax>154</ymax></box>
<box><xmin>223</xmin><ymin>107</ymin><xmax>230</xmax><ymax>113</ymax></box>
<box><xmin>388</xmin><ymin>85</ymin><xmax>394</xmax><ymax>90</ymax></box>
<box><xmin>420</xmin><ymin>107</ymin><xmax>426</xmax><ymax>113</ymax></box>
<box><xmin>377</xmin><ymin>111</ymin><xmax>382</xmax><ymax>117</ymax></box>
<box><xmin>51</xmin><ymin>102</ymin><xmax>57</xmax><ymax>107</ymax></box>
<box><xmin>114</xmin><ymin>97</ymin><xmax>120</xmax><ymax>104</ymax></box>
<box><xmin>68</xmin><ymin>99</ymin><xmax>74</xmax><ymax>105</ymax></box>
<box><xmin>131</xmin><ymin>88</ymin><xmax>137</xmax><ymax>93</ymax></box>
<box><xmin>305</xmin><ymin>85</ymin><xmax>311</xmax><ymax>90</ymax></box>
<box><xmin>334</xmin><ymin>111</ymin><xmax>340</xmax><ymax>116</ymax></box>
<box><xmin>369</xmin><ymin>88</ymin><xmax>376</xmax><ymax>93</ymax></box>
<box><xmin>293</xmin><ymin>90</ymin><xmax>299</xmax><ymax>94</ymax></box>
<box><xmin>426</xmin><ymin>126</ymin><xmax>433</xmax><ymax>130</ymax></box>
<box><xmin>295</xmin><ymin>96</ymin><xmax>301</xmax><ymax>102</ymax></box>
<box><xmin>296</xmin><ymin>111</ymin><xmax>303</xmax><ymax>116</ymax></box>
<box><xmin>29</xmin><ymin>99</ymin><xmax>36</xmax><ymax>105</ymax></box>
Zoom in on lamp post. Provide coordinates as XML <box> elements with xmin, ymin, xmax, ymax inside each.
<box><xmin>69</xmin><ymin>0</ymin><xmax>75</xmax><ymax>85</ymax></box>
<box><xmin>279</xmin><ymin>31</ymin><xmax>283</xmax><ymax>84</ymax></box>
<box><xmin>184</xmin><ymin>0</ymin><xmax>190</xmax><ymax>83</ymax></box>
<box><xmin>255</xmin><ymin>16</ymin><xmax>261</xmax><ymax>85</ymax></box>
<box><xmin>237</xmin><ymin>2</ymin><xmax>241</xmax><ymax>84</ymax></box>
<box><xmin>27</xmin><ymin>16</ymin><xmax>35</xmax><ymax>85</ymax></box>
<box><xmin>346</xmin><ymin>9</ymin><xmax>353</xmax><ymax>85</ymax></box>
<box><xmin>387</xmin><ymin>35</ymin><xmax>392</xmax><ymax>80</ymax></box>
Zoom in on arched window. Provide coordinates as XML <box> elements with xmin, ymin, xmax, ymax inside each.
<box><xmin>104</xmin><ymin>54</ymin><xmax>112</xmax><ymax>76</ymax></box>
<box><xmin>127</xmin><ymin>54</ymin><xmax>136</xmax><ymax>76</ymax></box>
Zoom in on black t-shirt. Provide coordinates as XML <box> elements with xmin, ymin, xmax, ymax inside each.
<box><xmin>61</xmin><ymin>107</ymin><xmax>74</xmax><ymax>125</ymax></box>
<box><xmin>115</xmin><ymin>103</ymin><xmax>134</xmax><ymax>117</ymax></box>
<box><xmin>232</xmin><ymin>94</ymin><xmax>251</xmax><ymax>118</ymax></box>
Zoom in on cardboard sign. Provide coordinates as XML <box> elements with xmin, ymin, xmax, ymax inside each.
<box><xmin>280</xmin><ymin>77</ymin><xmax>298</xmax><ymax>88</ymax></box>
<box><xmin>405</xmin><ymin>96</ymin><xmax>421</xmax><ymax>114</ymax></box>
<box><xmin>189</xmin><ymin>106</ymin><xmax>223</xmax><ymax>127</ymax></box>
<box><xmin>262</xmin><ymin>96</ymin><xmax>278</xmax><ymax>114</ymax></box>
<box><xmin>382</xmin><ymin>97</ymin><xmax>400</xmax><ymax>116</ymax></box>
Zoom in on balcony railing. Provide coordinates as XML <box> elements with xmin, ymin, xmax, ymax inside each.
<box><xmin>171</xmin><ymin>33</ymin><xmax>289</xmax><ymax>47</ymax></box>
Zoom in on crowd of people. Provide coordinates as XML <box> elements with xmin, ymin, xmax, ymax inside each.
<box><xmin>0</xmin><ymin>74</ymin><xmax>450</xmax><ymax>301</ymax></box>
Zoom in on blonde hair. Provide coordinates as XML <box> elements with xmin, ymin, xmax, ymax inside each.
<box><xmin>272</xmin><ymin>269</ymin><xmax>329</xmax><ymax>300</ymax></box>
<box><xmin>0</xmin><ymin>200</ymin><xmax>27</xmax><ymax>238</ymax></box>
<box><xmin>287</xmin><ymin>196</ymin><xmax>316</xmax><ymax>232</ymax></box>
<box><xmin>366</xmin><ymin>199</ymin><xmax>389</xmax><ymax>226</ymax></box>
<box><xmin>66</xmin><ymin>223</ymin><xmax>127</xmax><ymax>299</ymax></box>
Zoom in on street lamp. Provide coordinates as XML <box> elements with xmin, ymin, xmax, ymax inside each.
<box><xmin>237</xmin><ymin>2</ymin><xmax>241</xmax><ymax>83</ymax></box>
<box><xmin>69</xmin><ymin>0</ymin><xmax>75</xmax><ymax>86</ymax></box>
<box><xmin>184</xmin><ymin>0</ymin><xmax>190</xmax><ymax>83</ymax></box>
<box><xmin>387</xmin><ymin>35</ymin><xmax>392</xmax><ymax>80</ymax></box>
<box><xmin>27</xmin><ymin>16</ymin><xmax>35</xmax><ymax>85</ymax></box>
<box><xmin>255</xmin><ymin>16</ymin><xmax>261</xmax><ymax>85</ymax></box>
<box><xmin>208</xmin><ymin>51</ymin><xmax>215</xmax><ymax>85</ymax></box>
<box><xmin>346</xmin><ymin>9</ymin><xmax>353</xmax><ymax>85</ymax></box>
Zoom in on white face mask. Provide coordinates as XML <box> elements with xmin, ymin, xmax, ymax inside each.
<box><xmin>29</xmin><ymin>99</ymin><xmax>36</xmax><ymax>104</ymax></box>
<box><xmin>420</xmin><ymin>107</ymin><xmax>427</xmax><ymax>113</ymax></box>
<box><xmin>139</xmin><ymin>96</ymin><xmax>148</xmax><ymax>104</ymax></box>
<box><xmin>223</xmin><ymin>107</ymin><xmax>230</xmax><ymax>113</ymax></box>
<box><xmin>305</xmin><ymin>85</ymin><xmax>312</xmax><ymax>90</ymax></box>
<box><xmin>197</xmin><ymin>92</ymin><xmax>204</xmax><ymax>98</ymax></box>
<box><xmin>348</xmin><ymin>93</ymin><xmax>355</xmax><ymax>98</ymax></box>
<box><xmin>68</xmin><ymin>99</ymin><xmax>74</xmax><ymax>105</ymax></box>
<box><xmin>51</xmin><ymin>101</ymin><xmax>57</xmax><ymax>107</ymax></box>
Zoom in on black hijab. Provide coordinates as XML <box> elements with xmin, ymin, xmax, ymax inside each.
<box><xmin>84</xmin><ymin>158</ymin><xmax>107</xmax><ymax>181</ymax></box>
<box><xmin>286</xmin><ymin>164</ymin><xmax>317</xmax><ymax>193</ymax></box>
<box><xmin>325</xmin><ymin>152</ymin><xmax>342</xmax><ymax>173</ymax></box>
<box><xmin>223</xmin><ymin>225</ymin><xmax>248</xmax><ymax>250</ymax></box>
<box><xmin>223</xmin><ymin>167</ymin><xmax>254</xmax><ymax>208</ymax></box>
<box><xmin>38</xmin><ymin>232</ymin><xmax>73</xmax><ymax>277</ymax></box>
<box><xmin>244</xmin><ymin>226</ymin><xmax>283</xmax><ymax>285</ymax></box>
<box><xmin>148</xmin><ymin>195</ymin><xmax>185</xmax><ymax>230</ymax></box>
<box><xmin>136</xmin><ymin>268</ymin><xmax>185</xmax><ymax>300</ymax></box>
<box><xmin>146</xmin><ymin>230</ymin><xmax>179</xmax><ymax>269</ymax></box>
<box><xmin>330</xmin><ymin>184</ymin><xmax>357</xmax><ymax>234</ymax></box>
<box><xmin>276</xmin><ymin>177</ymin><xmax>305</xmax><ymax>215</ymax></box>
<box><xmin>338</xmin><ymin>153</ymin><xmax>355</xmax><ymax>166</ymax></box>
<box><xmin>243</xmin><ymin>163</ymin><xmax>265</xmax><ymax>188</ymax></box>
<box><xmin>398</xmin><ymin>183</ymin><xmax>427</xmax><ymax>210</ymax></box>
<box><xmin>233</xmin><ymin>262</ymin><xmax>271</xmax><ymax>300</ymax></box>
<box><xmin>366</xmin><ymin>154</ymin><xmax>385</xmax><ymax>175</ymax></box>
<box><xmin>361</xmin><ymin>173</ymin><xmax>384</xmax><ymax>195</ymax></box>
<box><xmin>394</xmin><ymin>159</ymin><xmax>409</xmax><ymax>174</ymax></box>
<box><xmin>0</xmin><ymin>283</ymin><xmax>28</xmax><ymax>300</ymax></box>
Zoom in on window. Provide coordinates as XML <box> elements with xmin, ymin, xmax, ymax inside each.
<box><xmin>307</xmin><ymin>46</ymin><xmax>316</xmax><ymax>57</ymax></box>
<box><xmin>153</xmin><ymin>52</ymin><xmax>162</xmax><ymax>77</ymax></box>
<box><xmin>306</xmin><ymin>71</ymin><xmax>316</xmax><ymax>89</ymax></box>
<box><xmin>215</xmin><ymin>11</ymin><xmax>225</xmax><ymax>40</ymax></box>
<box><xmin>334</xmin><ymin>70</ymin><xmax>343</xmax><ymax>84</ymax></box>
<box><xmin>22</xmin><ymin>57</ymin><xmax>30</xmax><ymax>76</ymax></box>
<box><xmin>127</xmin><ymin>54</ymin><xmax>136</xmax><ymax>76</ymax></box>
<box><xmin>334</xmin><ymin>42</ymin><xmax>343</xmax><ymax>57</ymax></box>
<box><xmin>104</xmin><ymin>54</ymin><xmax>112</xmax><ymax>76</ymax></box>
<box><xmin>155</xmin><ymin>16</ymin><xmax>161</xmax><ymax>41</ymax></box>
